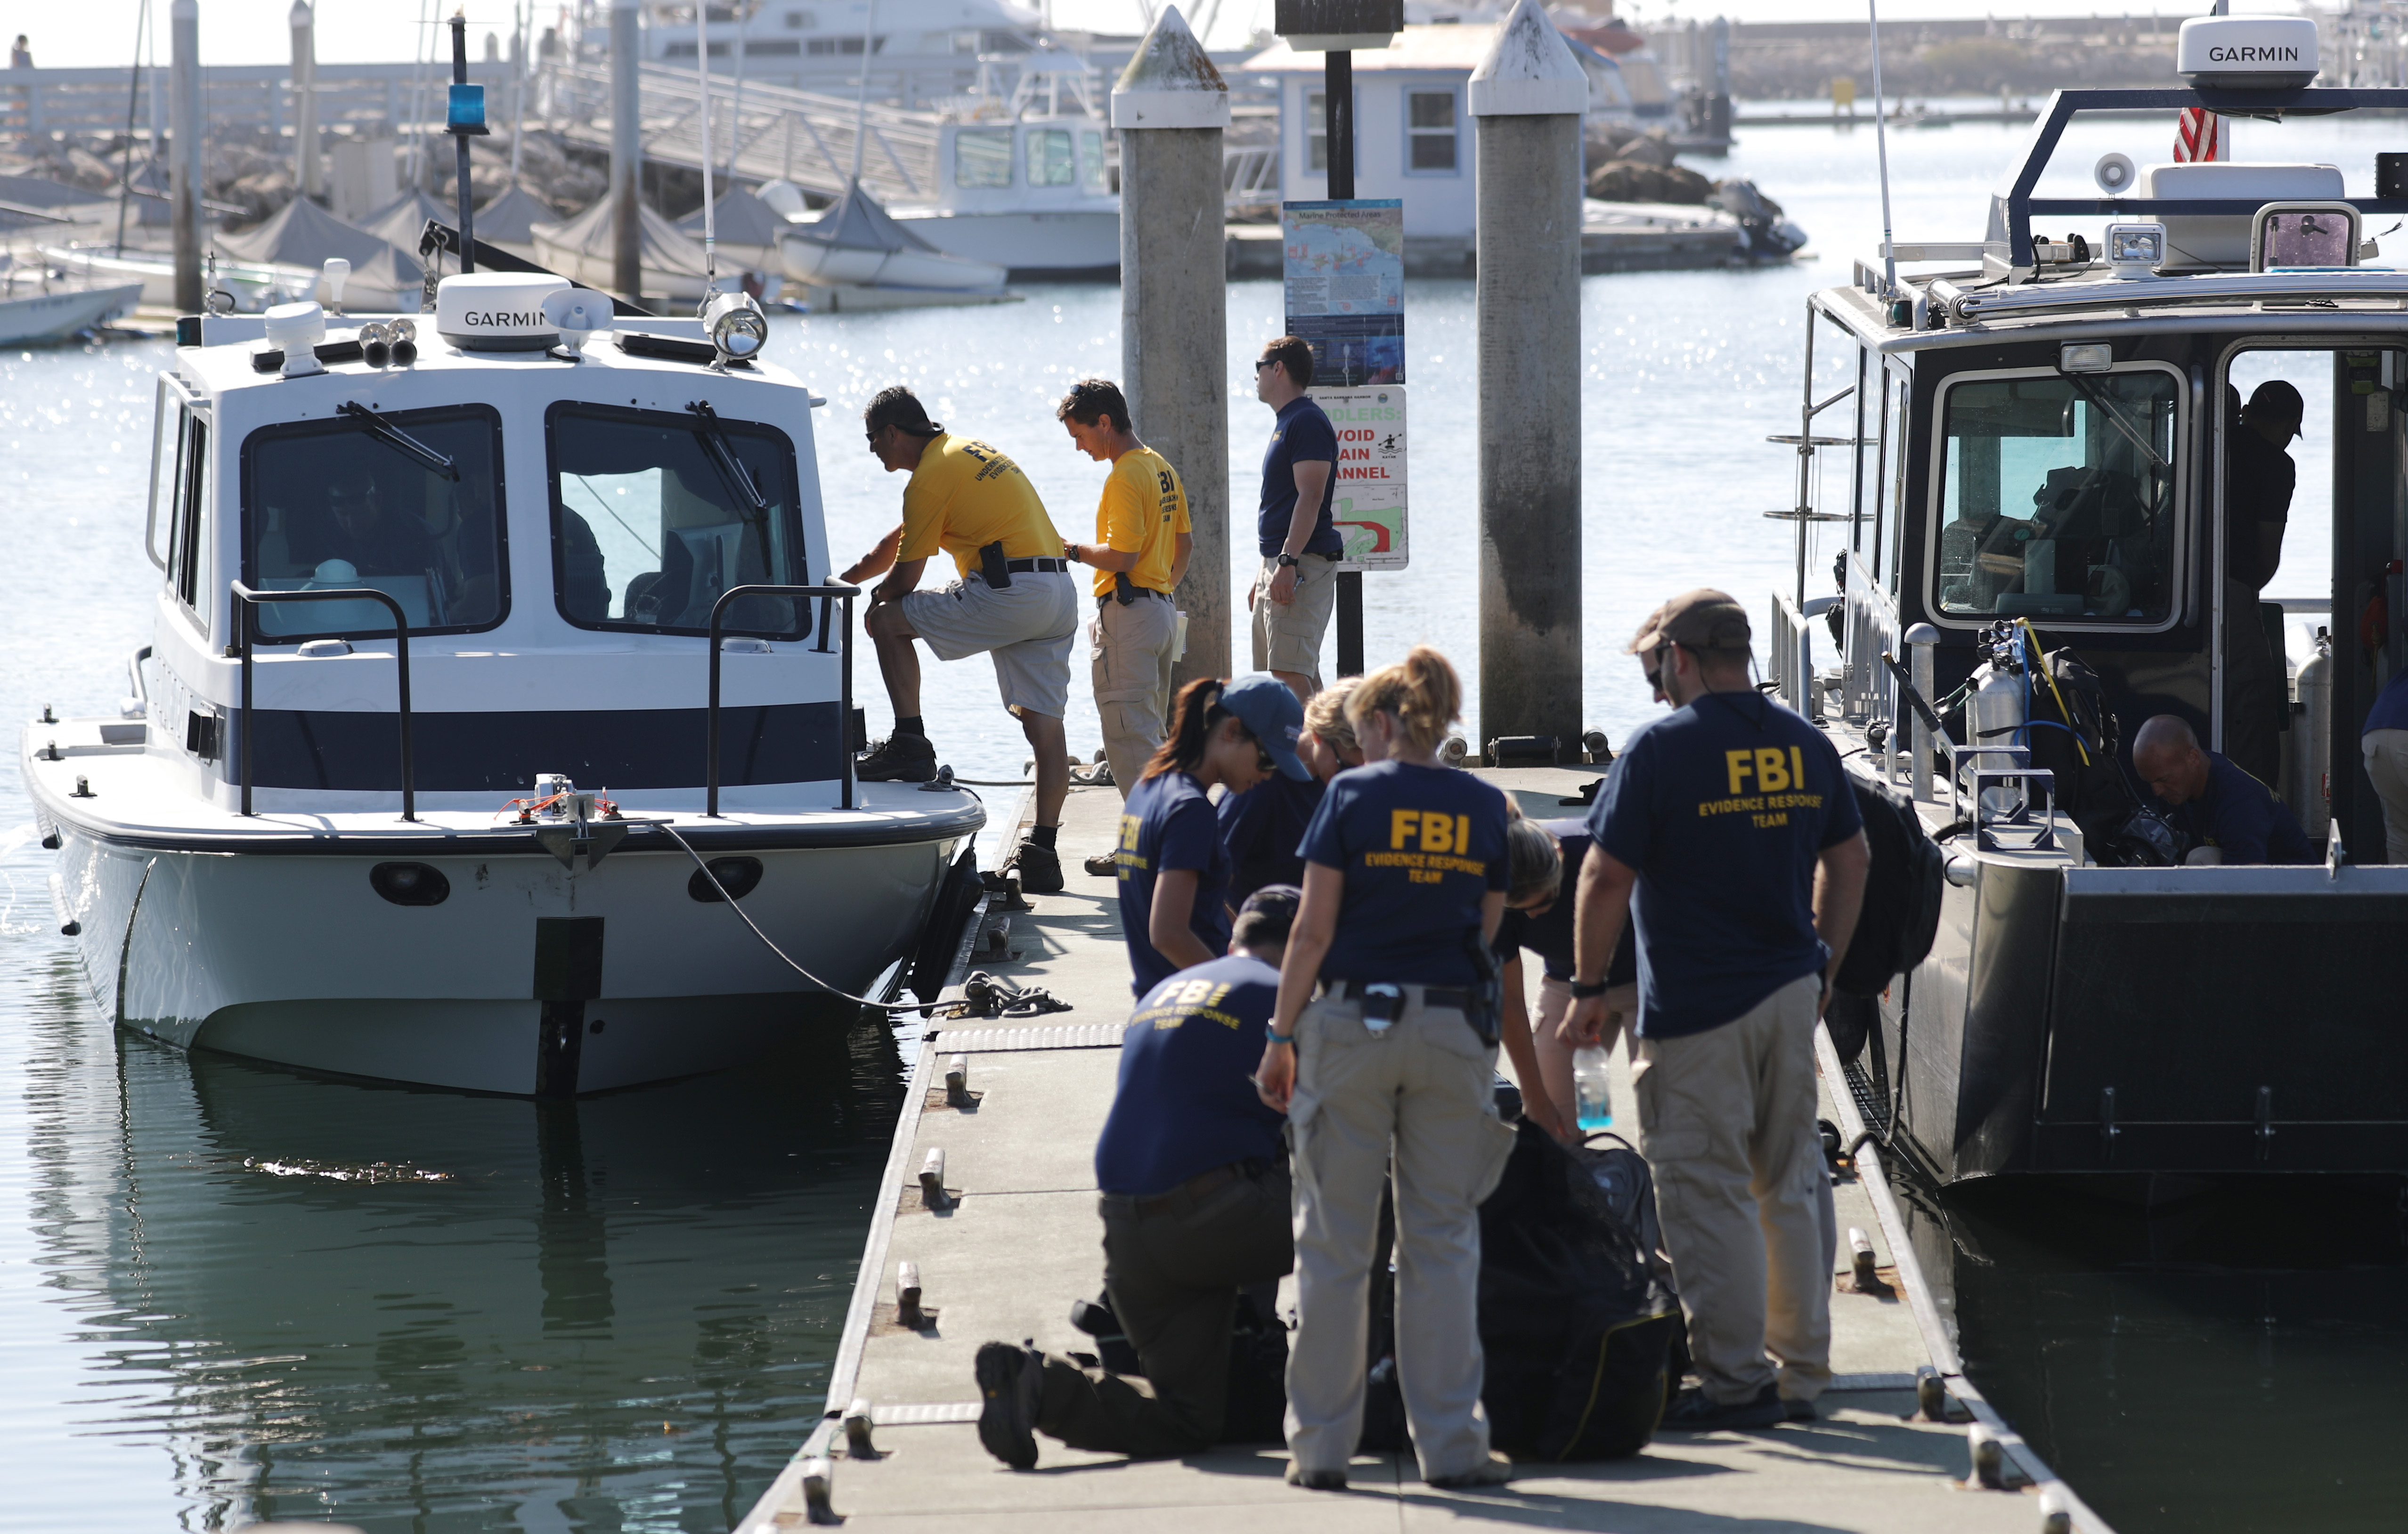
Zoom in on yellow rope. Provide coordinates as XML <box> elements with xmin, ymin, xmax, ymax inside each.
<box><xmin>2017</xmin><ymin>617</ymin><xmax>2091</xmax><ymax>766</ymax></box>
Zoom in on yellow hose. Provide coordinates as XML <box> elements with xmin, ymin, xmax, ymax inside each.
<box><xmin>2017</xmin><ymin>617</ymin><xmax>2091</xmax><ymax>766</ymax></box>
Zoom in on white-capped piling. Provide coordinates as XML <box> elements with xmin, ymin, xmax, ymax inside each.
<box><xmin>1470</xmin><ymin>0</ymin><xmax>1585</xmax><ymax>751</ymax></box>
<box><xmin>289</xmin><ymin>2</ymin><xmax>321</xmax><ymax>201</ymax></box>
<box><xmin>1112</xmin><ymin>7</ymin><xmax>1231</xmax><ymax>686</ymax></box>
<box><xmin>170</xmin><ymin>0</ymin><xmax>203</xmax><ymax>312</ymax></box>
<box><xmin>610</xmin><ymin>0</ymin><xmax>642</xmax><ymax>300</ymax></box>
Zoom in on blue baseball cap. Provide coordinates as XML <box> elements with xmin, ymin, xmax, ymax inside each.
<box><xmin>1219</xmin><ymin>673</ymin><xmax>1311</xmax><ymax>781</ymax></box>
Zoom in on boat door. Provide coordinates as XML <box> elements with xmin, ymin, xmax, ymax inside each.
<box><xmin>2215</xmin><ymin>344</ymin><xmax>2408</xmax><ymax>860</ymax></box>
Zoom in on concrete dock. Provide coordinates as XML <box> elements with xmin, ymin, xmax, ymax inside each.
<box><xmin>738</xmin><ymin>767</ymin><xmax>2101</xmax><ymax>1533</ymax></box>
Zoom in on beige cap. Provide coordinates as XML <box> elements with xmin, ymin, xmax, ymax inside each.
<box><xmin>1627</xmin><ymin>588</ymin><xmax>1751</xmax><ymax>656</ymax></box>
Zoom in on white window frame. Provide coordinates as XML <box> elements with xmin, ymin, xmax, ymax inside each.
<box><xmin>1921</xmin><ymin>359</ymin><xmax>2190</xmax><ymax>635</ymax></box>
<box><xmin>1402</xmin><ymin>85</ymin><xmax>1461</xmax><ymax>177</ymax></box>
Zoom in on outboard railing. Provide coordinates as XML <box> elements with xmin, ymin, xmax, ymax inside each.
<box><xmin>1839</xmin><ymin>551</ymin><xmax>1905</xmax><ymax>779</ymax></box>
<box><xmin>706</xmin><ymin>583</ymin><xmax>858</xmax><ymax>818</ymax></box>
<box><xmin>229</xmin><ymin>582</ymin><xmax>415</xmax><ymax>822</ymax></box>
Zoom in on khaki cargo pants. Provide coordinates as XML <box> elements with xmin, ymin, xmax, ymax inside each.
<box><xmin>1090</xmin><ymin>592</ymin><xmax>1179</xmax><ymax>798</ymax></box>
<box><xmin>1285</xmin><ymin>987</ymin><xmax>1516</xmax><ymax>1481</ymax></box>
<box><xmin>1632</xmin><ymin>971</ymin><xmax>1832</xmax><ymax>1407</ymax></box>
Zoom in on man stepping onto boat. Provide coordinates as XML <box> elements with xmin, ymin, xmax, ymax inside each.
<box><xmin>845</xmin><ymin>386</ymin><xmax>1078</xmax><ymax>892</ymax></box>
<box><xmin>1056</xmin><ymin>376</ymin><xmax>1194</xmax><ymax>879</ymax></box>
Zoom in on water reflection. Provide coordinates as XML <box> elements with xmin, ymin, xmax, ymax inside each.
<box><xmin>31</xmin><ymin>992</ymin><xmax>907</xmax><ymax>1533</ymax></box>
<box><xmin>1895</xmin><ymin>1171</ymin><xmax>2408</xmax><ymax>1534</ymax></box>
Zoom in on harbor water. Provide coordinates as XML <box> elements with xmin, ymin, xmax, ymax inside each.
<box><xmin>3</xmin><ymin>109</ymin><xmax>2404</xmax><ymax>1530</ymax></box>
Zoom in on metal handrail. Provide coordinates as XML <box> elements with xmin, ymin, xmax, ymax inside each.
<box><xmin>706</xmin><ymin>583</ymin><xmax>859</xmax><ymax>818</ymax></box>
<box><xmin>230</xmin><ymin>582</ymin><xmax>415</xmax><ymax>822</ymax></box>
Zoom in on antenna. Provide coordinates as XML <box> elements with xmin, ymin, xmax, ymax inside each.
<box><xmin>850</xmin><ymin>0</ymin><xmax>877</xmax><ymax>187</ymax></box>
<box><xmin>699</xmin><ymin>0</ymin><xmax>717</xmax><ymax>305</ymax></box>
<box><xmin>1868</xmin><ymin>0</ymin><xmax>1897</xmax><ymax>296</ymax></box>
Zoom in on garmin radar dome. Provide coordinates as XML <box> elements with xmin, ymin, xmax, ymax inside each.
<box><xmin>435</xmin><ymin>272</ymin><xmax>574</xmax><ymax>351</ymax></box>
<box><xmin>2177</xmin><ymin>14</ymin><xmax>2319</xmax><ymax>90</ymax></box>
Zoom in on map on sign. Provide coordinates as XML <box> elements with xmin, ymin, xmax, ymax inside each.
<box><xmin>1312</xmin><ymin>385</ymin><xmax>1407</xmax><ymax>572</ymax></box>
<box><xmin>1282</xmin><ymin>199</ymin><xmax>1404</xmax><ymax>386</ymax></box>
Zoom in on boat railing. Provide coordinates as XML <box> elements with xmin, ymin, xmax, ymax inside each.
<box><xmin>1839</xmin><ymin>552</ymin><xmax>1907</xmax><ymax>780</ymax></box>
<box><xmin>230</xmin><ymin>582</ymin><xmax>415</xmax><ymax>823</ymax></box>
<box><xmin>1224</xmin><ymin>144</ymin><xmax>1281</xmax><ymax>217</ymax></box>
<box><xmin>1765</xmin><ymin>591</ymin><xmax>1819</xmax><ymax>721</ymax></box>
<box><xmin>707</xmin><ymin>583</ymin><xmax>859</xmax><ymax>818</ymax></box>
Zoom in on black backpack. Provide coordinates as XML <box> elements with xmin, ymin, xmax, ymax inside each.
<box><xmin>1835</xmin><ymin>776</ymin><xmax>1944</xmax><ymax>998</ymax></box>
<box><xmin>2022</xmin><ymin>646</ymin><xmax>2179</xmax><ymax>868</ymax></box>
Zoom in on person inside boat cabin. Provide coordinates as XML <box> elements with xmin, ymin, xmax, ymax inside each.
<box><xmin>2132</xmin><ymin>714</ymin><xmax>2312</xmax><ymax>866</ymax></box>
<box><xmin>971</xmin><ymin>884</ymin><xmax>1302</xmax><ymax>1470</ymax></box>
<box><xmin>2222</xmin><ymin>380</ymin><xmax>2305</xmax><ymax>788</ymax></box>
<box><xmin>844</xmin><ymin>385</ymin><xmax>1080</xmax><ymax>891</ymax></box>
<box><xmin>298</xmin><ymin>469</ymin><xmax>442</xmax><ymax>586</ymax></box>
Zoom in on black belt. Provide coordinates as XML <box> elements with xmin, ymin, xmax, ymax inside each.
<box><xmin>1097</xmin><ymin>585</ymin><xmax>1167</xmax><ymax>606</ymax></box>
<box><xmin>1005</xmin><ymin>557</ymin><xmax>1068</xmax><ymax>573</ymax></box>
<box><xmin>1326</xmin><ymin>979</ymin><xmax>1480</xmax><ymax>1013</ymax></box>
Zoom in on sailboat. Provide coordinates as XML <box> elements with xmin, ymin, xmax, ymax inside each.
<box><xmin>779</xmin><ymin>181</ymin><xmax>1009</xmax><ymax>296</ymax></box>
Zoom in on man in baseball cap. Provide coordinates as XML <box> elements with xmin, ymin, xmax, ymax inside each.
<box><xmin>1563</xmin><ymin>587</ymin><xmax>1870</xmax><ymax>1431</ymax></box>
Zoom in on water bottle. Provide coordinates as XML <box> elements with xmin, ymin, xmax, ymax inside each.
<box><xmin>1573</xmin><ymin>1044</ymin><xmax>1612</xmax><ymax>1132</ymax></box>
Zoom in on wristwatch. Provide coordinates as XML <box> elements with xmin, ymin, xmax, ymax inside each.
<box><xmin>1569</xmin><ymin>979</ymin><xmax>1610</xmax><ymax>999</ymax></box>
<box><xmin>1275</xmin><ymin>552</ymin><xmax>1300</xmax><ymax>568</ymax></box>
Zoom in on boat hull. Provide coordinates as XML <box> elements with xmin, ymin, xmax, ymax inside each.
<box><xmin>0</xmin><ymin>280</ymin><xmax>145</xmax><ymax>344</ymax></box>
<box><xmin>52</xmin><ymin>829</ymin><xmax>966</xmax><ymax>1096</ymax></box>
<box><xmin>887</xmin><ymin>208</ymin><xmax>1121</xmax><ymax>279</ymax></box>
<box><xmin>777</xmin><ymin>231</ymin><xmax>1006</xmax><ymax>292</ymax></box>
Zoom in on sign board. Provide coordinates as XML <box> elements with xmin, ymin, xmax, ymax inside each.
<box><xmin>1282</xmin><ymin>198</ymin><xmax>1404</xmax><ymax>386</ymax></box>
<box><xmin>1313</xmin><ymin>384</ymin><xmax>1406</xmax><ymax>571</ymax></box>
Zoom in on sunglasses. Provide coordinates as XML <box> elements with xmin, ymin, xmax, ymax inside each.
<box><xmin>1254</xmin><ymin>358</ymin><xmax>1278</xmax><ymax>373</ymax></box>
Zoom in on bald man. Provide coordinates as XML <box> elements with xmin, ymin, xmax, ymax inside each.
<box><xmin>2132</xmin><ymin>714</ymin><xmax>2311</xmax><ymax>866</ymax></box>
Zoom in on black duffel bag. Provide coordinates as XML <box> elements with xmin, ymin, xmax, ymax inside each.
<box><xmin>1834</xmin><ymin>776</ymin><xmax>1944</xmax><ymax>998</ymax></box>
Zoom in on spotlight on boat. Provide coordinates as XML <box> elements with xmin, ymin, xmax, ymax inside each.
<box><xmin>704</xmin><ymin>290</ymin><xmax>769</xmax><ymax>367</ymax></box>
<box><xmin>2104</xmin><ymin>222</ymin><xmax>2166</xmax><ymax>280</ymax></box>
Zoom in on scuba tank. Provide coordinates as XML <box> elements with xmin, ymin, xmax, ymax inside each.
<box><xmin>2289</xmin><ymin>625</ymin><xmax>2334</xmax><ymax>836</ymax></box>
<box><xmin>1965</xmin><ymin>622</ymin><xmax>2028</xmax><ymax>818</ymax></box>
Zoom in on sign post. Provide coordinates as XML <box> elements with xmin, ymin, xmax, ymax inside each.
<box><xmin>1275</xmin><ymin>0</ymin><xmax>1400</xmax><ymax>679</ymax></box>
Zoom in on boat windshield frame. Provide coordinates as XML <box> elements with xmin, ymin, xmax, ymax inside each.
<box><xmin>543</xmin><ymin>399</ymin><xmax>813</xmax><ymax>641</ymax></box>
<box><xmin>236</xmin><ymin>401</ymin><xmax>511</xmax><ymax>645</ymax></box>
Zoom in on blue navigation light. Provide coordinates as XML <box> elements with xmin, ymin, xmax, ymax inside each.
<box><xmin>447</xmin><ymin>83</ymin><xmax>487</xmax><ymax>131</ymax></box>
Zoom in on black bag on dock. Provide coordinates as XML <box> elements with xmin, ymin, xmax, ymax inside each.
<box><xmin>1476</xmin><ymin>1121</ymin><xmax>1680</xmax><ymax>1461</ymax></box>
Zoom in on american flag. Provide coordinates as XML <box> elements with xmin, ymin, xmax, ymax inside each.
<box><xmin>2175</xmin><ymin>106</ymin><xmax>2223</xmax><ymax>162</ymax></box>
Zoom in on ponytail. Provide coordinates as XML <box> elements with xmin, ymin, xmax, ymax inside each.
<box><xmin>1346</xmin><ymin>645</ymin><xmax>1462</xmax><ymax>755</ymax></box>
<box><xmin>1143</xmin><ymin>676</ymin><xmax>1227</xmax><ymax>781</ymax></box>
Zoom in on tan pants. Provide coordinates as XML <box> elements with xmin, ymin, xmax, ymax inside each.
<box><xmin>2367</xmin><ymin>728</ymin><xmax>2408</xmax><ymax>864</ymax></box>
<box><xmin>1249</xmin><ymin>552</ymin><xmax>1338</xmax><ymax>689</ymax></box>
<box><xmin>1632</xmin><ymin>972</ymin><xmax>1830</xmax><ymax>1407</ymax></box>
<box><xmin>1529</xmin><ymin>974</ymin><xmax>1635</xmax><ymax>1133</ymax></box>
<box><xmin>1090</xmin><ymin>593</ymin><xmax>1179</xmax><ymax>798</ymax></box>
<box><xmin>1285</xmin><ymin>987</ymin><xmax>1516</xmax><ymax>1480</ymax></box>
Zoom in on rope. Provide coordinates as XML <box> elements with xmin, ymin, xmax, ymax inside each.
<box><xmin>658</xmin><ymin>822</ymin><xmax>934</xmax><ymax>1013</ymax></box>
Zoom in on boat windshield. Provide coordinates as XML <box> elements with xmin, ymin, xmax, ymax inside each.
<box><xmin>241</xmin><ymin>404</ymin><xmax>506</xmax><ymax>640</ymax></box>
<box><xmin>1932</xmin><ymin>368</ymin><xmax>2180</xmax><ymax>625</ymax></box>
<box><xmin>548</xmin><ymin>403</ymin><xmax>809</xmax><ymax>638</ymax></box>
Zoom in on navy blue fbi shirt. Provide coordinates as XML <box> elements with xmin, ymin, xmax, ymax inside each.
<box><xmin>1258</xmin><ymin>395</ymin><xmax>1344</xmax><ymax>558</ymax></box>
<box><xmin>1300</xmin><ymin>759</ymin><xmax>1510</xmax><ymax>986</ymax></box>
<box><xmin>1587</xmin><ymin>692</ymin><xmax>1863</xmax><ymax>1039</ymax></box>
<box><xmin>1218</xmin><ymin>771</ymin><xmax>1326</xmax><ymax>912</ymax></box>
<box><xmin>2161</xmin><ymin>751</ymin><xmax>2313</xmax><ymax>865</ymax></box>
<box><xmin>1094</xmin><ymin>955</ymin><xmax>1289</xmax><ymax>1197</ymax></box>
<box><xmin>1493</xmin><ymin>818</ymin><xmax>1636</xmax><ymax>986</ymax></box>
<box><xmin>1115</xmin><ymin>770</ymin><xmax>1233</xmax><ymax>996</ymax></box>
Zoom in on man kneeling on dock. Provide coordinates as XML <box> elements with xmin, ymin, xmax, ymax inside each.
<box><xmin>974</xmin><ymin>887</ymin><xmax>1300</xmax><ymax>1468</ymax></box>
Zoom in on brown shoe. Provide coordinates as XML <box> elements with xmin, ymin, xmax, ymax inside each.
<box><xmin>1083</xmin><ymin>852</ymin><xmax>1118</xmax><ymax>878</ymax></box>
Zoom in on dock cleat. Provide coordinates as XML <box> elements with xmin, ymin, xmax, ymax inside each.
<box><xmin>973</xmin><ymin>1340</ymin><xmax>1042</xmax><ymax>1469</ymax></box>
<box><xmin>855</xmin><ymin>731</ymin><xmax>939</xmax><ymax>783</ymax></box>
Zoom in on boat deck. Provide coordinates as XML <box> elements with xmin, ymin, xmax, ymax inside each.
<box><xmin>738</xmin><ymin>767</ymin><xmax>2099</xmax><ymax>1532</ymax></box>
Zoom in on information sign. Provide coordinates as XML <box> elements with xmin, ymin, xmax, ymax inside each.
<box><xmin>1313</xmin><ymin>384</ymin><xmax>1407</xmax><ymax>571</ymax></box>
<box><xmin>1281</xmin><ymin>198</ymin><xmax>1405</xmax><ymax>385</ymax></box>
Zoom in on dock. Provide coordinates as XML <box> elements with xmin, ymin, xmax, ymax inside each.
<box><xmin>737</xmin><ymin>767</ymin><xmax>2106</xmax><ymax>1532</ymax></box>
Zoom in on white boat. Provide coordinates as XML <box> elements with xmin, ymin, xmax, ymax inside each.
<box><xmin>0</xmin><ymin>267</ymin><xmax>145</xmax><ymax>344</ymax></box>
<box><xmin>532</xmin><ymin>198</ymin><xmax>744</xmax><ymax>306</ymax></box>
<box><xmin>39</xmin><ymin>243</ymin><xmax>308</xmax><ymax>313</ymax></box>
<box><xmin>23</xmin><ymin>273</ymin><xmax>983</xmax><ymax>1097</ymax></box>
<box><xmin>778</xmin><ymin>180</ymin><xmax>1008</xmax><ymax>292</ymax></box>
<box><xmin>887</xmin><ymin>50</ymin><xmax>1122</xmax><ymax>279</ymax></box>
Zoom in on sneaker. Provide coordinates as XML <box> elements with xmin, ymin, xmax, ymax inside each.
<box><xmin>1082</xmin><ymin>852</ymin><xmax>1118</xmax><ymax>878</ymax></box>
<box><xmin>1285</xmin><ymin>1462</ymin><xmax>1347</xmax><ymax>1491</ymax></box>
<box><xmin>1010</xmin><ymin>840</ymin><xmax>1064</xmax><ymax>894</ymax></box>
<box><xmin>1660</xmin><ymin>1383</ymin><xmax>1786</xmax><ymax>1432</ymax></box>
<box><xmin>856</xmin><ymin>732</ymin><xmax>937</xmax><ymax>784</ymax></box>
<box><xmin>1784</xmin><ymin>1394</ymin><xmax>1818</xmax><ymax>1422</ymax></box>
<box><xmin>973</xmin><ymin>1340</ymin><xmax>1042</xmax><ymax>1469</ymax></box>
<box><xmin>1426</xmin><ymin>1454</ymin><xmax>1513</xmax><ymax>1489</ymax></box>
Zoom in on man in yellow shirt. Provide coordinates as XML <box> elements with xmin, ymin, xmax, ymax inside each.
<box><xmin>843</xmin><ymin>386</ymin><xmax>1077</xmax><ymax>891</ymax></box>
<box><xmin>1057</xmin><ymin>378</ymin><xmax>1194</xmax><ymax>878</ymax></box>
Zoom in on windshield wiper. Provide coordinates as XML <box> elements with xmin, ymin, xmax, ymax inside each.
<box><xmin>338</xmin><ymin>401</ymin><xmax>459</xmax><ymax>481</ymax></box>
<box><xmin>2060</xmin><ymin>374</ymin><xmax>2170</xmax><ymax>474</ymax></box>
<box><xmin>686</xmin><ymin>400</ymin><xmax>767</xmax><ymax>522</ymax></box>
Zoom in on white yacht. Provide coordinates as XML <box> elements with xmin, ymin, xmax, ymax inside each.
<box><xmin>887</xmin><ymin>51</ymin><xmax>1122</xmax><ymax>279</ymax></box>
<box><xmin>24</xmin><ymin>272</ymin><xmax>983</xmax><ymax>1097</ymax></box>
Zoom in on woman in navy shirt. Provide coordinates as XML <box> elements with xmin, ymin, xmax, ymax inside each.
<box><xmin>1219</xmin><ymin>678</ymin><xmax>1363</xmax><ymax>916</ymax></box>
<box><xmin>1115</xmin><ymin>673</ymin><xmax>1308</xmax><ymax>995</ymax></box>
<box><xmin>1253</xmin><ymin>646</ymin><xmax>1516</xmax><ymax>1492</ymax></box>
